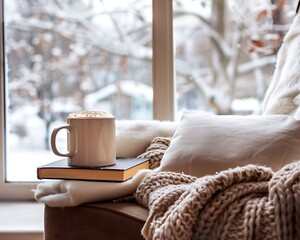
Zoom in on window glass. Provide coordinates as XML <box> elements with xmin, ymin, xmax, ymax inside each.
<box><xmin>174</xmin><ymin>0</ymin><xmax>297</xmax><ymax>117</ymax></box>
<box><xmin>3</xmin><ymin>0</ymin><xmax>299</xmax><ymax>183</ymax></box>
<box><xmin>4</xmin><ymin>0</ymin><xmax>152</xmax><ymax>181</ymax></box>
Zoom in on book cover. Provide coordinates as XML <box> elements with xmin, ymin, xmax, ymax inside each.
<box><xmin>37</xmin><ymin>158</ymin><xmax>149</xmax><ymax>182</ymax></box>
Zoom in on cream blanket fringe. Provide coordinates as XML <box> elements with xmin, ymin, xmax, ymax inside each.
<box><xmin>135</xmin><ymin>159</ymin><xmax>300</xmax><ymax>240</ymax></box>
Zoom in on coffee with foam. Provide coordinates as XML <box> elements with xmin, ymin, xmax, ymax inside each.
<box><xmin>68</xmin><ymin>111</ymin><xmax>114</xmax><ymax>119</ymax></box>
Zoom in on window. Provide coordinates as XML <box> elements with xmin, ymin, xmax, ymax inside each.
<box><xmin>0</xmin><ymin>0</ymin><xmax>298</xmax><ymax>199</ymax></box>
<box><xmin>4</xmin><ymin>0</ymin><xmax>153</xmax><ymax>184</ymax></box>
<box><xmin>173</xmin><ymin>0</ymin><xmax>297</xmax><ymax>115</ymax></box>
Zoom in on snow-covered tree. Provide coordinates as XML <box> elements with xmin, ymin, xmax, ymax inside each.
<box><xmin>5</xmin><ymin>0</ymin><xmax>298</xmax><ymax>149</ymax></box>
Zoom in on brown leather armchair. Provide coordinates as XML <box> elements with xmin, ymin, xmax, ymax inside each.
<box><xmin>44</xmin><ymin>200</ymin><xmax>148</xmax><ymax>240</ymax></box>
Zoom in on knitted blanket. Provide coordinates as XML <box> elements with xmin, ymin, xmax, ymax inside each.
<box><xmin>135</xmin><ymin>153</ymin><xmax>300</xmax><ymax>239</ymax></box>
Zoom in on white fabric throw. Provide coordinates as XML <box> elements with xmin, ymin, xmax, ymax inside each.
<box><xmin>34</xmin><ymin>169</ymin><xmax>152</xmax><ymax>207</ymax></box>
<box><xmin>116</xmin><ymin>120</ymin><xmax>177</xmax><ymax>157</ymax></box>
<box><xmin>263</xmin><ymin>14</ymin><xmax>300</xmax><ymax>118</ymax></box>
<box><xmin>34</xmin><ymin>120</ymin><xmax>176</xmax><ymax>207</ymax></box>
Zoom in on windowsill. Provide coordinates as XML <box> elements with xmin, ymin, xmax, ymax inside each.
<box><xmin>0</xmin><ymin>201</ymin><xmax>44</xmax><ymax>240</ymax></box>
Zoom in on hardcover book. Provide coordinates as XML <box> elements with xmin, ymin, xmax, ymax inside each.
<box><xmin>37</xmin><ymin>158</ymin><xmax>149</xmax><ymax>182</ymax></box>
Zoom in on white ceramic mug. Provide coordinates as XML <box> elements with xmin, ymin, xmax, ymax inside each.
<box><xmin>51</xmin><ymin>111</ymin><xmax>116</xmax><ymax>167</ymax></box>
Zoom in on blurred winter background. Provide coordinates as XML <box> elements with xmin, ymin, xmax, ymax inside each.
<box><xmin>4</xmin><ymin>0</ymin><xmax>298</xmax><ymax>181</ymax></box>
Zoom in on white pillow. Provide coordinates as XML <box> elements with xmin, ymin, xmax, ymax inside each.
<box><xmin>157</xmin><ymin>111</ymin><xmax>300</xmax><ymax>177</ymax></box>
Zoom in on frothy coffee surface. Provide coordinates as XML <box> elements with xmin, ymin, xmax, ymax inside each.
<box><xmin>68</xmin><ymin>111</ymin><xmax>114</xmax><ymax>119</ymax></box>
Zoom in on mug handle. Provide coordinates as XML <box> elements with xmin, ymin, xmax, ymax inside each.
<box><xmin>51</xmin><ymin>125</ymin><xmax>75</xmax><ymax>157</ymax></box>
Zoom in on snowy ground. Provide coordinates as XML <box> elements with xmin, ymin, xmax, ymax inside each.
<box><xmin>6</xmin><ymin>150</ymin><xmax>61</xmax><ymax>182</ymax></box>
<box><xmin>6</xmin><ymin>110</ymin><xmax>67</xmax><ymax>182</ymax></box>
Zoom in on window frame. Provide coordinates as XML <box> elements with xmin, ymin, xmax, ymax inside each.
<box><xmin>0</xmin><ymin>0</ymin><xmax>174</xmax><ymax>200</ymax></box>
<box><xmin>153</xmin><ymin>0</ymin><xmax>175</xmax><ymax>120</ymax></box>
<box><xmin>0</xmin><ymin>0</ymin><xmax>38</xmax><ymax>200</ymax></box>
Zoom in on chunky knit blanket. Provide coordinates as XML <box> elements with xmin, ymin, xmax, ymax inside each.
<box><xmin>135</xmin><ymin>139</ymin><xmax>300</xmax><ymax>240</ymax></box>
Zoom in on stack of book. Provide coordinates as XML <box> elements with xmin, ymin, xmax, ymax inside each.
<box><xmin>37</xmin><ymin>157</ymin><xmax>149</xmax><ymax>182</ymax></box>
